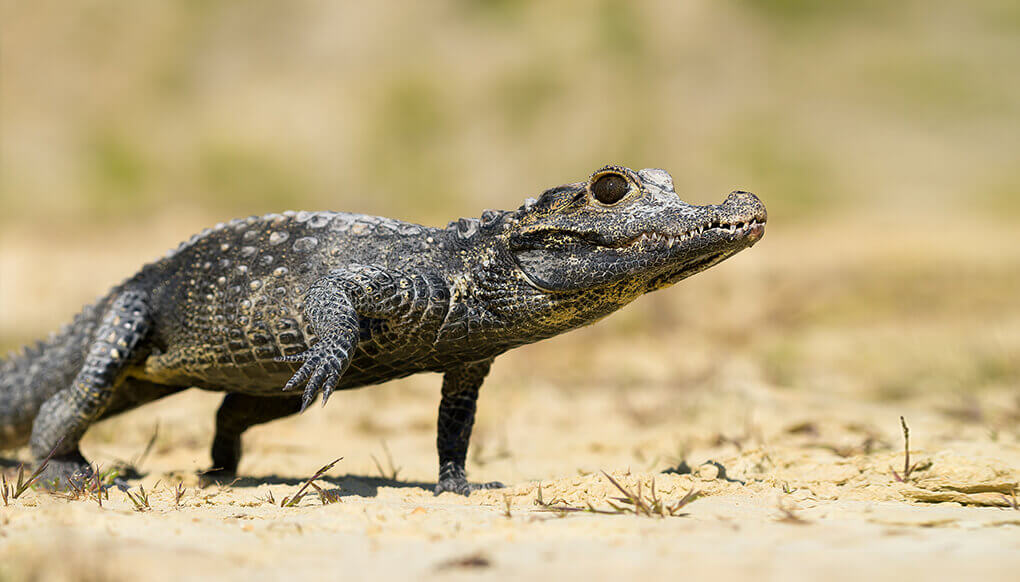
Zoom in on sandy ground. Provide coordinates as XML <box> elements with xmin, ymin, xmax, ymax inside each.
<box><xmin>1</xmin><ymin>220</ymin><xmax>1018</xmax><ymax>581</ymax></box>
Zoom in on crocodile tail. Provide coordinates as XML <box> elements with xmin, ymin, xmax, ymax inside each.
<box><xmin>0</xmin><ymin>303</ymin><xmax>103</xmax><ymax>449</ymax></box>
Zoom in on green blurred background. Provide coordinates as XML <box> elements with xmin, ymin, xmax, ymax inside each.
<box><xmin>3</xmin><ymin>0</ymin><xmax>1018</xmax><ymax>226</ymax></box>
<box><xmin>2</xmin><ymin>0</ymin><xmax>1019</xmax><ymax>407</ymax></box>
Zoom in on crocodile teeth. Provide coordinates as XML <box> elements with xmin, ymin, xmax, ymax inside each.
<box><xmin>626</xmin><ymin>224</ymin><xmax>764</xmax><ymax>249</ymax></box>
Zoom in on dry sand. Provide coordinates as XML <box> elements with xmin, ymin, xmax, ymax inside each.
<box><xmin>1</xmin><ymin>221</ymin><xmax>1018</xmax><ymax>581</ymax></box>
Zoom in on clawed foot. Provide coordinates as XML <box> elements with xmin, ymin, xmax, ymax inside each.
<box><xmin>33</xmin><ymin>454</ymin><xmax>93</xmax><ymax>490</ymax></box>
<box><xmin>277</xmin><ymin>346</ymin><xmax>351</xmax><ymax>412</ymax></box>
<box><xmin>33</xmin><ymin>457</ymin><xmax>131</xmax><ymax>492</ymax></box>
<box><xmin>434</xmin><ymin>478</ymin><xmax>505</xmax><ymax>496</ymax></box>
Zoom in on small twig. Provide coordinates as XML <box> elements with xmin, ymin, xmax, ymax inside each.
<box><xmin>900</xmin><ymin>416</ymin><xmax>911</xmax><ymax>479</ymax></box>
<box><xmin>132</xmin><ymin>423</ymin><xmax>160</xmax><ymax>472</ymax></box>
<box><xmin>281</xmin><ymin>457</ymin><xmax>343</xmax><ymax>508</ymax></box>
<box><xmin>891</xmin><ymin>416</ymin><xmax>921</xmax><ymax>483</ymax></box>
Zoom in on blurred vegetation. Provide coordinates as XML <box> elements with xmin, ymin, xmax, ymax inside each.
<box><xmin>1</xmin><ymin>0</ymin><xmax>1016</xmax><ymax>226</ymax></box>
<box><xmin>1</xmin><ymin>0</ymin><xmax>1018</xmax><ymax>404</ymax></box>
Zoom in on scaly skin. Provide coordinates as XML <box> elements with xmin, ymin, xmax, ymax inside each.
<box><xmin>0</xmin><ymin>165</ymin><xmax>766</xmax><ymax>493</ymax></box>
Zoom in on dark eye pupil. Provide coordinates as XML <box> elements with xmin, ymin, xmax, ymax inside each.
<box><xmin>592</xmin><ymin>174</ymin><xmax>628</xmax><ymax>204</ymax></box>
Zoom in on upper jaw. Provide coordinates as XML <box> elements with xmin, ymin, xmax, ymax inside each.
<box><xmin>625</xmin><ymin>191</ymin><xmax>767</xmax><ymax>289</ymax></box>
<box><xmin>609</xmin><ymin>190</ymin><xmax>767</xmax><ymax>250</ymax></box>
<box><xmin>510</xmin><ymin>191</ymin><xmax>767</xmax><ymax>256</ymax></box>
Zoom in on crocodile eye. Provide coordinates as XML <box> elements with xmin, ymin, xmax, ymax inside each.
<box><xmin>591</xmin><ymin>173</ymin><xmax>629</xmax><ymax>205</ymax></box>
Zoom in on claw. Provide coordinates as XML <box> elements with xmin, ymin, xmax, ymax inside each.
<box><xmin>321</xmin><ymin>373</ymin><xmax>339</xmax><ymax>407</ymax></box>
<box><xmin>280</xmin><ymin>347</ymin><xmax>349</xmax><ymax>411</ymax></box>
<box><xmin>300</xmin><ymin>391</ymin><xmax>315</xmax><ymax>413</ymax></box>
<box><xmin>282</xmin><ymin>358</ymin><xmax>314</xmax><ymax>391</ymax></box>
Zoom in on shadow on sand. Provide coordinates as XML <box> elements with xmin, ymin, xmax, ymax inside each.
<box><xmin>201</xmin><ymin>473</ymin><xmax>436</xmax><ymax>497</ymax></box>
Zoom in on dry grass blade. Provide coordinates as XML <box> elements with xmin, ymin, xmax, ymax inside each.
<box><xmin>92</xmin><ymin>470</ymin><xmax>105</xmax><ymax>507</ymax></box>
<box><xmin>1</xmin><ymin>472</ymin><xmax>10</xmax><ymax>506</ymax></box>
<box><xmin>370</xmin><ymin>441</ymin><xmax>401</xmax><ymax>481</ymax></box>
<box><xmin>1003</xmin><ymin>488</ymin><xmax>1018</xmax><ymax>511</ymax></box>
<box><xmin>13</xmin><ymin>437</ymin><xmax>63</xmax><ymax>499</ymax></box>
<box><xmin>535</xmin><ymin>474</ymin><xmax>699</xmax><ymax>518</ymax></box>
<box><xmin>534</xmin><ymin>484</ymin><xmax>606</xmax><ymax>515</ymax></box>
<box><xmin>669</xmin><ymin>487</ymin><xmax>700</xmax><ymax>514</ymax></box>
<box><xmin>258</xmin><ymin>488</ymin><xmax>276</xmax><ymax>506</ymax></box>
<box><xmin>602</xmin><ymin>471</ymin><xmax>652</xmax><ymax>516</ymax></box>
<box><xmin>55</xmin><ymin>464</ymin><xmax>109</xmax><ymax>508</ymax></box>
<box><xmin>58</xmin><ymin>475</ymin><xmax>88</xmax><ymax>500</ymax></box>
<box><xmin>602</xmin><ymin>472</ymin><xmax>699</xmax><ymax>517</ymax></box>
<box><xmin>124</xmin><ymin>484</ymin><xmax>151</xmax><ymax>511</ymax></box>
<box><xmin>281</xmin><ymin>457</ymin><xmax>343</xmax><ymax>508</ymax></box>
<box><xmin>310</xmin><ymin>482</ymin><xmax>343</xmax><ymax>505</ymax></box>
<box><xmin>172</xmin><ymin>482</ymin><xmax>186</xmax><ymax>507</ymax></box>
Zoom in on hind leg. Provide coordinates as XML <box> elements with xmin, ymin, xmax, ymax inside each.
<box><xmin>206</xmin><ymin>394</ymin><xmax>303</xmax><ymax>480</ymax></box>
<box><xmin>28</xmin><ymin>290</ymin><xmax>151</xmax><ymax>486</ymax></box>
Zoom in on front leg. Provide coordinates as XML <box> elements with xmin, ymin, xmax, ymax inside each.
<box><xmin>277</xmin><ymin>273</ymin><xmax>360</xmax><ymax>411</ymax></box>
<box><xmin>435</xmin><ymin>359</ymin><xmax>504</xmax><ymax>495</ymax></box>
<box><xmin>280</xmin><ymin>265</ymin><xmax>443</xmax><ymax>411</ymax></box>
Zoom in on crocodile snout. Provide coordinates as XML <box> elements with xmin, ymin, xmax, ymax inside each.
<box><xmin>722</xmin><ymin>190</ymin><xmax>767</xmax><ymax>223</ymax></box>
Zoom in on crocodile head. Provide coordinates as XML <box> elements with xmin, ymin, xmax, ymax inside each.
<box><xmin>506</xmin><ymin>165</ymin><xmax>766</xmax><ymax>294</ymax></box>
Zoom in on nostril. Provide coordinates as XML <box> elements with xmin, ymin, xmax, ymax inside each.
<box><xmin>727</xmin><ymin>190</ymin><xmax>754</xmax><ymax>201</ymax></box>
<box><xmin>724</xmin><ymin>191</ymin><xmax>766</xmax><ymax>218</ymax></box>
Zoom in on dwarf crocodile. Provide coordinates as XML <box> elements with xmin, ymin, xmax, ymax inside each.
<box><xmin>0</xmin><ymin>165</ymin><xmax>766</xmax><ymax>494</ymax></box>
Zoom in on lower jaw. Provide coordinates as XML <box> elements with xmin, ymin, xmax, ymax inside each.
<box><xmin>646</xmin><ymin>225</ymin><xmax>765</xmax><ymax>290</ymax></box>
<box><xmin>646</xmin><ymin>251</ymin><xmax>729</xmax><ymax>290</ymax></box>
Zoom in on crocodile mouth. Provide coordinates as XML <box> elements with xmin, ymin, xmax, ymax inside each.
<box><xmin>641</xmin><ymin>219</ymin><xmax>766</xmax><ymax>289</ymax></box>
<box><xmin>618</xmin><ymin>219</ymin><xmax>765</xmax><ymax>249</ymax></box>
